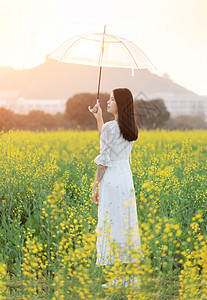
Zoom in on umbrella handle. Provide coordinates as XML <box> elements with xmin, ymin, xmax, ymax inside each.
<box><xmin>88</xmin><ymin>99</ymin><xmax>99</xmax><ymax>113</ymax></box>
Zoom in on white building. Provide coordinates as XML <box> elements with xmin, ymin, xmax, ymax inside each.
<box><xmin>0</xmin><ymin>90</ymin><xmax>67</xmax><ymax>115</ymax></box>
<box><xmin>14</xmin><ymin>98</ymin><xmax>67</xmax><ymax>115</ymax></box>
<box><xmin>0</xmin><ymin>89</ymin><xmax>19</xmax><ymax>110</ymax></box>
<box><xmin>134</xmin><ymin>91</ymin><xmax>207</xmax><ymax>121</ymax></box>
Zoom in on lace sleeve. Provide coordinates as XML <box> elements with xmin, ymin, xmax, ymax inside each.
<box><xmin>94</xmin><ymin>122</ymin><xmax>115</xmax><ymax>167</ymax></box>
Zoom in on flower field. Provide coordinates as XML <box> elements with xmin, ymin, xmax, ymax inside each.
<box><xmin>0</xmin><ymin>128</ymin><xmax>206</xmax><ymax>299</ymax></box>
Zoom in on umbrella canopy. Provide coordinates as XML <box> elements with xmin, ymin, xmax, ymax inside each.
<box><xmin>49</xmin><ymin>32</ymin><xmax>156</xmax><ymax>70</ymax></box>
<box><xmin>49</xmin><ymin>27</ymin><xmax>156</xmax><ymax>110</ymax></box>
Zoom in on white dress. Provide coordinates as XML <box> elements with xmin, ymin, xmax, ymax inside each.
<box><xmin>94</xmin><ymin>120</ymin><xmax>144</xmax><ymax>265</ymax></box>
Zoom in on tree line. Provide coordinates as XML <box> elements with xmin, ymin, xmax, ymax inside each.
<box><xmin>0</xmin><ymin>93</ymin><xmax>206</xmax><ymax>132</ymax></box>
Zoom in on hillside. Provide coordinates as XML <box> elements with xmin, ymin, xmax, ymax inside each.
<box><xmin>0</xmin><ymin>57</ymin><xmax>200</xmax><ymax>100</ymax></box>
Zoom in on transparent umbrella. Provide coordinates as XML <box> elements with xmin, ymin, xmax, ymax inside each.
<box><xmin>48</xmin><ymin>26</ymin><xmax>156</xmax><ymax>110</ymax></box>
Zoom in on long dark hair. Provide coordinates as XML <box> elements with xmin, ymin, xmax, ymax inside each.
<box><xmin>113</xmin><ymin>88</ymin><xmax>138</xmax><ymax>142</ymax></box>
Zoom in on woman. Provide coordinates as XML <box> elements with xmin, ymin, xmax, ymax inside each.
<box><xmin>90</xmin><ymin>88</ymin><xmax>144</xmax><ymax>286</ymax></box>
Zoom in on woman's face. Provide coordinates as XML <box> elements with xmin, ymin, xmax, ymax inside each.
<box><xmin>107</xmin><ymin>91</ymin><xmax>118</xmax><ymax>115</ymax></box>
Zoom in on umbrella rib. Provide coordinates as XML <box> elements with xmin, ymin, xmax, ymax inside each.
<box><xmin>121</xmin><ymin>41</ymin><xmax>140</xmax><ymax>70</ymax></box>
<box><xmin>59</xmin><ymin>36</ymin><xmax>84</xmax><ymax>62</ymax></box>
<box><xmin>110</xmin><ymin>34</ymin><xmax>141</xmax><ymax>69</ymax></box>
<box><xmin>120</xmin><ymin>38</ymin><xmax>157</xmax><ymax>70</ymax></box>
<box><xmin>108</xmin><ymin>34</ymin><xmax>157</xmax><ymax>70</ymax></box>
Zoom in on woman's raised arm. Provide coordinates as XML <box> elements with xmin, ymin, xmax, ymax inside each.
<box><xmin>89</xmin><ymin>100</ymin><xmax>104</xmax><ymax>136</ymax></box>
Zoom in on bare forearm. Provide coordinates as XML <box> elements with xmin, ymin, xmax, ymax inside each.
<box><xmin>93</xmin><ymin>165</ymin><xmax>107</xmax><ymax>186</ymax></box>
<box><xmin>97</xmin><ymin>118</ymin><xmax>104</xmax><ymax>136</ymax></box>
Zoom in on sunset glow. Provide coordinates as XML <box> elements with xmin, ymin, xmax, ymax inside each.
<box><xmin>0</xmin><ymin>0</ymin><xmax>207</xmax><ymax>95</ymax></box>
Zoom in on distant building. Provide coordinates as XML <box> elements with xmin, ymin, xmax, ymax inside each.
<box><xmin>0</xmin><ymin>90</ymin><xmax>67</xmax><ymax>115</ymax></box>
<box><xmin>14</xmin><ymin>98</ymin><xmax>67</xmax><ymax>115</ymax></box>
<box><xmin>134</xmin><ymin>91</ymin><xmax>207</xmax><ymax>121</ymax></box>
<box><xmin>0</xmin><ymin>89</ymin><xmax>19</xmax><ymax>110</ymax></box>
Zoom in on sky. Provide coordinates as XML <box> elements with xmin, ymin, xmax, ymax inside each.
<box><xmin>0</xmin><ymin>0</ymin><xmax>207</xmax><ymax>96</ymax></box>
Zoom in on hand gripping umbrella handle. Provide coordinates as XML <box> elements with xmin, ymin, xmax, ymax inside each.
<box><xmin>88</xmin><ymin>99</ymin><xmax>99</xmax><ymax>112</ymax></box>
